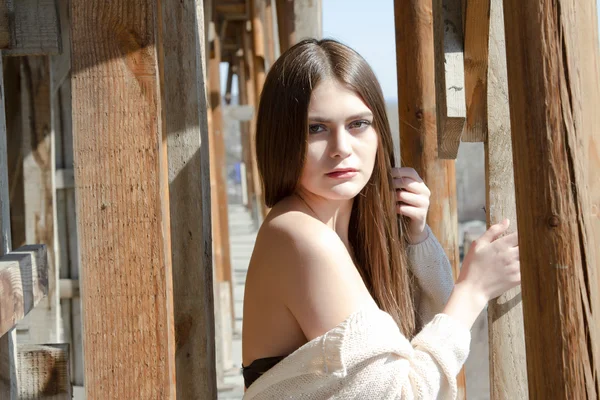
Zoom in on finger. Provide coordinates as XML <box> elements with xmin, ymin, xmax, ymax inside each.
<box><xmin>496</xmin><ymin>231</ymin><xmax>519</xmax><ymax>247</ymax></box>
<box><xmin>478</xmin><ymin>219</ymin><xmax>510</xmax><ymax>245</ymax></box>
<box><xmin>392</xmin><ymin>167</ymin><xmax>423</xmax><ymax>182</ymax></box>
<box><xmin>396</xmin><ymin>204</ymin><xmax>425</xmax><ymax>219</ymax></box>
<box><xmin>396</xmin><ymin>190</ymin><xmax>429</xmax><ymax>208</ymax></box>
<box><xmin>394</xmin><ymin>178</ymin><xmax>431</xmax><ymax>196</ymax></box>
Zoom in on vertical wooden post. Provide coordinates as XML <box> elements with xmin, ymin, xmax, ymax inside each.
<box><xmin>264</xmin><ymin>0</ymin><xmax>277</xmax><ymax>67</ymax></box>
<box><xmin>248</xmin><ymin>3</ymin><xmax>268</xmax><ymax>220</ymax></box>
<box><xmin>485</xmin><ymin>0</ymin><xmax>528</xmax><ymax>398</ymax></box>
<box><xmin>395</xmin><ymin>1</ymin><xmax>464</xmax><ymax>398</ymax></box>
<box><xmin>463</xmin><ymin>0</ymin><xmax>490</xmax><ymax>142</ymax></box>
<box><xmin>71</xmin><ymin>0</ymin><xmax>177</xmax><ymax>397</ymax></box>
<box><xmin>237</xmin><ymin>40</ymin><xmax>256</xmax><ymax>213</ymax></box>
<box><xmin>20</xmin><ymin>56</ymin><xmax>61</xmax><ymax>344</ymax></box>
<box><xmin>502</xmin><ymin>0</ymin><xmax>600</xmax><ymax>398</ymax></box>
<box><xmin>0</xmin><ymin>55</ymin><xmax>19</xmax><ymax>400</ymax></box>
<box><xmin>275</xmin><ymin>0</ymin><xmax>295</xmax><ymax>53</ymax></box>
<box><xmin>160</xmin><ymin>0</ymin><xmax>217</xmax><ymax>397</ymax></box>
<box><xmin>293</xmin><ymin>0</ymin><xmax>322</xmax><ymax>41</ymax></box>
<box><xmin>208</xmin><ymin>23</ymin><xmax>234</xmax><ymax>373</ymax></box>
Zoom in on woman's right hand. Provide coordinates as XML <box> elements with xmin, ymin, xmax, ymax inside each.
<box><xmin>442</xmin><ymin>219</ymin><xmax>521</xmax><ymax>329</ymax></box>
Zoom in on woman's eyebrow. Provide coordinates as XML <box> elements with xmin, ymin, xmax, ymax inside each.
<box><xmin>307</xmin><ymin>113</ymin><xmax>374</xmax><ymax>123</ymax></box>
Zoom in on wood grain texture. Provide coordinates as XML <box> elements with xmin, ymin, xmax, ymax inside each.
<box><xmin>243</xmin><ymin>21</ymin><xmax>264</xmax><ymax>222</ymax></box>
<box><xmin>395</xmin><ymin>0</ymin><xmax>460</xmax><ymax>300</ymax></box>
<box><xmin>0</xmin><ymin>245</ymin><xmax>48</xmax><ymax>338</ymax></box>
<box><xmin>1</xmin><ymin>0</ymin><xmax>61</xmax><ymax>56</ymax></box>
<box><xmin>503</xmin><ymin>0</ymin><xmax>600</xmax><ymax>397</ymax></box>
<box><xmin>71</xmin><ymin>0</ymin><xmax>177</xmax><ymax>398</ymax></box>
<box><xmin>18</xmin><ymin>343</ymin><xmax>71</xmax><ymax>399</ymax></box>
<box><xmin>463</xmin><ymin>0</ymin><xmax>490</xmax><ymax>142</ymax></box>
<box><xmin>485</xmin><ymin>0</ymin><xmax>528</xmax><ymax>398</ymax></box>
<box><xmin>275</xmin><ymin>0</ymin><xmax>295</xmax><ymax>53</ymax></box>
<box><xmin>159</xmin><ymin>0</ymin><xmax>217</xmax><ymax>397</ymax></box>
<box><xmin>293</xmin><ymin>0</ymin><xmax>322</xmax><ymax>41</ymax></box>
<box><xmin>0</xmin><ymin>54</ymin><xmax>18</xmax><ymax>400</ymax></box>
<box><xmin>19</xmin><ymin>55</ymin><xmax>61</xmax><ymax>345</ymax></box>
<box><xmin>437</xmin><ymin>0</ymin><xmax>466</xmax><ymax>160</ymax></box>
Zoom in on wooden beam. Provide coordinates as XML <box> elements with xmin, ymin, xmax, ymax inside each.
<box><xmin>485</xmin><ymin>0</ymin><xmax>528</xmax><ymax>397</ymax></box>
<box><xmin>55</xmin><ymin>168</ymin><xmax>74</xmax><ymax>190</ymax></box>
<box><xmin>19</xmin><ymin>56</ymin><xmax>61</xmax><ymax>345</ymax></box>
<box><xmin>3</xmin><ymin>57</ymin><xmax>25</xmax><ymax>250</ymax></box>
<box><xmin>17</xmin><ymin>343</ymin><xmax>71</xmax><ymax>399</ymax></box>
<box><xmin>433</xmin><ymin>0</ymin><xmax>467</xmax><ymax>395</ymax></box>
<box><xmin>0</xmin><ymin>0</ymin><xmax>61</xmax><ymax>56</ymax></box>
<box><xmin>293</xmin><ymin>0</ymin><xmax>322</xmax><ymax>41</ymax></box>
<box><xmin>250</xmin><ymin>0</ymin><xmax>269</xmax><ymax>220</ymax></box>
<box><xmin>264</xmin><ymin>0</ymin><xmax>276</xmax><ymax>67</ymax></box>
<box><xmin>71</xmin><ymin>0</ymin><xmax>177</xmax><ymax>397</ymax></box>
<box><xmin>435</xmin><ymin>0</ymin><xmax>466</xmax><ymax>160</ymax></box>
<box><xmin>503</xmin><ymin>0</ymin><xmax>600</xmax><ymax>397</ymax></box>
<box><xmin>275</xmin><ymin>0</ymin><xmax>295</xmax><ymax>53</ymax></box>
<box><xmin>0</xmin><ymin>245</ymin><xmax>48</xmax><ymax>337</ymax></box>
<box><xmin>243</xmin><ymin>22</ymin><xmax>263</xmax><ymax>222</ymax></box>
<box><xmin>463</xmin><ymin>0</ymin><xmax>490</xmax><ymax>142</ymax></box>
<box><xmin>160</xmin><ymin>0</ymin><xmax>217</xmax><ymax>397</ymax></box>
<box><xmin>394</xmin><ymin>3</ymin><xmax>463</xmax><ymax>399</ymax></box>
<box><xmin>0</xmin><ymin>54</ymin><xmax>18</xmax><ymax>400</ymax></box>
<box><xmin>236</xmin><ymin>42</ymin><xmax>256</xmax><ymax>213</ymax></box>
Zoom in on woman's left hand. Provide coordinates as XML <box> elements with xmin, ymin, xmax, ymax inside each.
<box><xmin>392</xmin><ymin>167</ymin><xmax>431</xmax><ymax>244</ymax></box>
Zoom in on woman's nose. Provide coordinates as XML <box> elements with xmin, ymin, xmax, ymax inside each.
<box><xmin>329</xmin><ymin>129</ymin><xmax>352</xmax><ymax>159</ymax></box>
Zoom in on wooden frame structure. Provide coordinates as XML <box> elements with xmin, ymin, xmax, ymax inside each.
<box><xmin>0</xmin><ymin>0</ymin><xmax>598</xmax><ymax>399</ymax></box>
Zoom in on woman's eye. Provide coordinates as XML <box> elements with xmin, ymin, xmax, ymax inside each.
<box><xmin>308</xmin><ymin>124</ymin><xmax>326</xmax><ymax>134</ymax></box>
<box><xmin>349</xmin><ymin>120</ymin><xmax>372</xmax><ymax>130</ymax></box>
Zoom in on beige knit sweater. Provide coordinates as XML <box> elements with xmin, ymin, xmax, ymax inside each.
<box><xmin>243</xmin><ymin>225</ymin><xmax>471</xmax><ymax>400</ymax></box>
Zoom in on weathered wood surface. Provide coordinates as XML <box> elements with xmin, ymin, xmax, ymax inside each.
<box><xmin>19</xmin><ymin>56</ymin><xmax>61</xmax><ymax>345</ymax></box>
<box><xmin>502</xmin><ymin>0</ymin><xmax>600</xmax><ymax>397</ymax></box>
<box><xmin>0</xmin><ymin>54</ymin><xmax>19</xmax><ymax>400</ymax></box>
<box><xmin>161</xmin><ymin>0</ymin><xmax>217</xmax><ymax>397</ymax></box>
<box><xmin>463</xmin><ymin>0</ymin><xmax>490</xmax><ymax>142</ymax></box>
<box><xmin>275</xmin><ymin>0</ymin><xmax>295</xmax><ymax>53</ymax></box>
<box><xmin>18</xmin><ymin>343</ymin><xmax>71</xmax><ymax>399</ymax></box>
<box><xmin>395</xmin><ymin>0</ymin><xmax>461</xmax><ymax>318</ymax></box>
<box><xmin>0</xmin><ymin>245</ymin><xmax>48</xmax><ymax>338</ymax></box>
<box><xmin>485</xmin><ymin>0</ymin><xmax>528</xmax><ymax>398</ymax></box>
<box><xmin>71</xmin><ymin>0</ymin><xmax>177</xmax><ymax>397</ymax></box>
<box><xmin>293</xmin><ymin>0</ymin><xmax>322</xmax><ymax>41</ymax></box>
<box><xmin>435</xmin><ymin>0</ymin><xmax>466</xmax><ymax>160</ymax></box>
<box><xmin>3</xmin><ymin>57</ymin><xmax>25</xmax><ymax>250</ymax></box>
<box><xmin>243</xmin><ymin>22</ymin><xmax>263</xmax><ymax>223</ymax></box>
<box><xmin>0</xmin><ymin>0</ymin><xmax>61</xmax><ymax>56</ymax></box>
<box><xmin>264</xmin><ymin>0</ymin><xmax>276</xmax><ymax>67</ymax></box>
<box><xmin>250</xmin><ymin>0</ymin><xmax>268</xmax><ymax>220</ymax></box>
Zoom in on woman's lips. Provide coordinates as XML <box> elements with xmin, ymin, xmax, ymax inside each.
<box><xmin>326</xmin><ymin>169</ymin><xmax>358</xmax><ymax>179</ymax></box>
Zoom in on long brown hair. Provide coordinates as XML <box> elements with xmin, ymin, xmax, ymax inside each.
<box><xmin>255</xmin><ymin>39</ymin><xmax>416</xmax><ymax>338</ymax></box>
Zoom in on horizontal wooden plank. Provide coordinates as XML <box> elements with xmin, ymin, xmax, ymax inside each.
<box><xmin>18</xmin><ymin>343</ymin><xmax>71</xmax><ymax>399</ymax></box>
<box><xmin>0</xmin><ymin>244</ymin><xmax>47</xmax><ymax>337</ymax></box>
<box><xmin>216</xmin><ymin>2</ymin><xmax>247</xmax><ymax>16</ymax></box>
<box><xmin>1</xmin><ymin>0</ymin><xmax>61</xmax><ymax>56</ymax></box>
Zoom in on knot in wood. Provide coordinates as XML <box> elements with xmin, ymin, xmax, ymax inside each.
<box><xmin>415</xmin><ymin>110</ymin><xmax>424</xmax><ymax>120</ymax></box>
<box><xmin>548</xmin><ymin>215</ymin><xmax>560</xmax><ymax>227</ymax></box>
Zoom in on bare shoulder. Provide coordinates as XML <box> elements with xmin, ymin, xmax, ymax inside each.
<box><xmin>247</xmin><ymin>199</ymin><xmax>375</xmax><ymax>341</ymax></box>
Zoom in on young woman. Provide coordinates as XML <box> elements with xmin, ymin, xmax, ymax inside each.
<box><xmin>241</xmin><ymin>39</ymin><xmax>520</xmax><ymax>399</ymax></box>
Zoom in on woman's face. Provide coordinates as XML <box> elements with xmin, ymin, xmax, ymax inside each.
<box><xmin>298</xmin><ymin>79</ymin><xmax>378</xmax><ymax>202</ymax></box>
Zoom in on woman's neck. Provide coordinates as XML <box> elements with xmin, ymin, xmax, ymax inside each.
<box><xmin>293</xmin><ymin>189</ymin><xmax>354</xmax><ymax>248</ymax></box>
